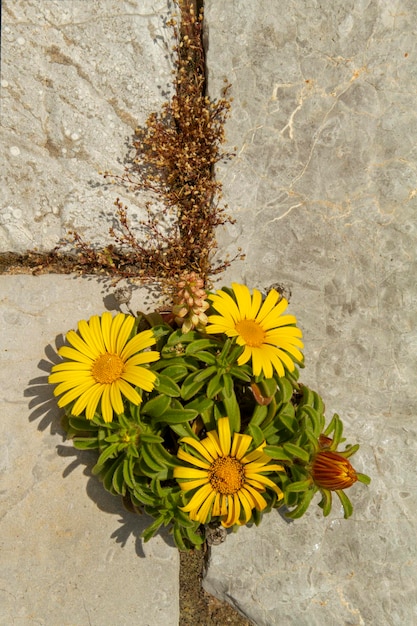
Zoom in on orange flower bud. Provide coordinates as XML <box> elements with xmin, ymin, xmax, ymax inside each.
<box><xmin>311</xmin><ymin>450</ymin><xmax>358</xmax><ymax>491</ymax></box>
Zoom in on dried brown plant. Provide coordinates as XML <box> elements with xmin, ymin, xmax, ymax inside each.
<box><xmin>69</xmin><ymin>0</ymin><xmax>238</xmax><ymax>286</ymax></box>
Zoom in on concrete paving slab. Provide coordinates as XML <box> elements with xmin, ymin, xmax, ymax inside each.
<box><xmin>204</xmin><ymin>1</ymin><xmax>417</xmax><ymax>624</ymax></box>
<box><xmin>1</xmin><ymin>0</ymin><xmax>175</xmax><ymax>252</ymax></box>
<box><xmin>0</xmin><ymin>275</ymin><xmax>179</xmax><ymax>626</ymax></box>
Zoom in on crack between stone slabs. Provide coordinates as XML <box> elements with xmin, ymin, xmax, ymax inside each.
<box><xmin>0</xmin><ymin>0</ymin><xmax>222</xmax><ymax>281</ymax></box>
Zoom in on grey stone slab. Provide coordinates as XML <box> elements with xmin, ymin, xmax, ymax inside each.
<box><xmin>1</xmin><ymin>0</ymin><xmax>175</xmax><ymax>252</ymax></box>
<box><xmin>204</xmin><ymin>1</ymin><xmax>417</xmax><ymax>624</ymax></box>
<box><xmin>0</xmin><ymin>275</ymin><xmax>178</xmax><ymax>626</ymax></box>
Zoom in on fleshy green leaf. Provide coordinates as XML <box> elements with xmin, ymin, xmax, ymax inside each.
<box><xmin>142</xmin><ymin>394</ymin><xmax>171</xmax><ymax>418</ymax></box>
<box><xmin>282</xmin><ymin>442</ymin><xmax>310</xmax><ymax>463</ymax></box>
<box><xmin>154</xmin><ymin>374</ymin><xmax>181</xmax><ymax>397</ymax></box>
<box><xmin>336</xmin><ymin>489</ymin><xmax>354</xmax><ymax>519</ymax></box>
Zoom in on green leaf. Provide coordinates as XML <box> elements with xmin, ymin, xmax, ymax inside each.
<box><xmin>193</xmin><ymin>365</ymin><xmax>217</xmax><ymax>384</ymax></box>
<box><xmin>122</xmin><ymin>457</ymin><xmax>136</xmax><ymax>490</ymax></box>
<box><xmin>133</xmin><ymin>484</ymin><xmax>155</xmax><ymax>506</ymax></box>
<box><xmin>169</xmin><ymin>422</ymin><xmax>197</xmax><ymax>439</ymax></box>
<box><xmin>318</xmin><ymin>488</ymin><xmax>332</xmax><ymax>516</ymax></box>
<box><xmin>185</xmin><ymin>396</ymin><xmax>214</xmax><ymax>414</ymax></box>
<box><xmin>282</xmin><ymin>442</ymin><xmax>310</xmax><ymax>463</ymax></box>
<box><xmin>228</xmin><ymin>365</ymin><xmax>251</xmax><ymax>382</ymax></box>
<box><xmin>140</xmin><ymin>432</ymin><xmax>164</xmax><ymax>444</ymax></box>
<box><xmin>141</xmin><ymin>445</ymin><xmax>165</xmax><ymax>472</ymax></box>
<box><xmin>68</xmin><ymin>417</ymin><xmax>100</xmax><ymax>432</ymax></box>
<box><xmin>277</xmin><ymin>404</ymin><xmax>297</xmax><ymax>432</ymax></box>
<box><xmin>94</xmin><ymin>443</ymin><xmax>121</xmax><ymax>469</ymax></box>
<box><xmin>142</xmin><ymin>394</ymin><xmax>171</xmax><ymax>418</ymax></box>
<box><xmin>336</xmin><ymin>489</ymin><xmax>354</xmax><ymax>519</ymax></box>
<box><xmin>276</xmin><ymin>377</ymin><xmax>294</xmax><ymax>403</ymax></box>
<box><xmin>222</xmin><ymin>388</ymin><xmax>241</xmax><ymax>434</ymax></box>
<box><xmin>248</xmin><ymin>423</ymin><xmax>265</xmax><ymax>448</ymax></box>
<box><xmin>356</xmin><ymin>472</ymin><xmax>371</xmax><ymax>485</ymax></box>
<box><xmin>172</xmin><ymin>524</ymin><xmax>188</xmax><ymax>550</ymax></box>
<box><xmin>142</xmin><ymin>516</ymin><xmax>164</xmax><ymax>542</ymax></box>
<box><xmin>184</xmin><ymin>525</ymin><xmax>205</xmax><ymax>547</ymax></box>
<box><xmin>180</xmin><ymin>371</ymin><xmax>208</xmax><ymax>401</ymax></box>
<box><xmin>193</xmin><ymin>351</ymin><xmax>217</xmax><ymax>366</ymax></box>
<box><xmin>263</xmin><ymin>445</ymin><xmax>292</xmax><ymax>461</ymax></box>
<box><xmin>286</xmin><ymin>479</ymin><xmax>313</xmax><ymax>493</ymax></box>
<box><xmin>101</xmin><ymin>456</ymin><xmax>122</xmax><ymax>494</ymax></box>
<box><xmin>158</xmin><ymin>364</ymin><xmax>189</xmax><ymax>382</ymax></box>
<box><xmin>72</xmin><ymin>437</ymin><xmax>100</xmax><ymax>450</ymax></box>
<box><xmin>185</xmin><ymin>338</ymin><xmax>221</xmax><ymax>354</ymax></box>
<box><xmin>166</xmin><ymin>329</ymin><xmax>200</xmax><ymax>345</ymax></box>
<box><xmin>222</xmin><ymin>373</ymin><xmax>233</xmax><ymax>397</ymax></box>
<box><xmin>206</xmin><ymin>373</ymin><xmax>223</xmax><ymax>399</ymax></box>
<box><xmin>112</xmin><ymin>459</ymin><xmax>126</xmax><ymax>495</ymax></box>
<box><xmin>155</xmin><ymin>374</ymin><xmax>181</xmax><ymax>397</ymax></box>
<box><xmin>249</xmin><ymin>404</ymin><xmax>268</xmax><ymax>427</ymax></box>
<box><xmin>258</xmin><ymin>377</ymin><xmax>277</xmax><ymax>398</ymax></box>
<box><xmin>154</xmin><ymin>408</ymin><xmax>198</xmax><ymax>425</ymax></box>
<box><xmin>285</xmin><ymin>488</ymin><xmax>316</xmax><ymax>518</ymax></box>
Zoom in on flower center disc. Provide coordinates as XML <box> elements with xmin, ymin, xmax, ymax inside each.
<box><xmin>235</xmin><ymin>319</ymin><xmax>265</xmax><ymax>347</ymax></box>
<box><xmin>92</xmin><ymin>353</ymin><xmax>124</xmax><ymax>384</ymax></box>
<box><xmin>208</xmin><ymin>456</ymin><xmax>245</xmax><ymax>495</ymax></box>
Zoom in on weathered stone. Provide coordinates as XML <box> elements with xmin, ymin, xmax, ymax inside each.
<box><xmin>1</xmin><ymin>0</ymin><xmax>175</xmax><ymax>252</ymax></box>
<box><xmin>204</xmin><ymin>1</ymin><xmax>417</xmax><ymax>623</ymax></box>
<box><xmin>0</xmin><ymin>275</ymin><xmax>178</xmax><ymax>625</ymax></box>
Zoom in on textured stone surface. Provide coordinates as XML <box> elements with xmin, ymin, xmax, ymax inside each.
<box><xmin>1</xmin><ymin>0</ymin><xmax>175</xmax><ymax>252</ymax></box>
<box><xmin>2</xmin><ymin>0</ymin><xmax>417</xmax><ymax>624</ymax></box>
<box><xmin>0</xmin><ymin>275</ymin><xmax>178</xmax><ymax>626</ymax></box>
<box><xmin>203</xmin><ymin>1</ymin><xmax>417</xmax><ymax>624</ymax></box>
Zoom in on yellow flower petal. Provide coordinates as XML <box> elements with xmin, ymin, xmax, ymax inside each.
<box><xmin>120</xmin><ymin>329</ymin><xmax>156</xmax><ymax>360</ymax></box>
<box><xmin>110</xmin><ymin>381</ymin><xmax>124</xmax><ymax>415</ymax></box>
<box><xmin>78</xmin><ymin>318</ymin><xmax>105</xmax><ymax>354</ymax></box>
<box><xmin>107</xmin><ymin>313</ymin><xmax>125</xmax><ymax>353</ymax></box>
<box><xmin>121</xmin><ymin>367</ymin><xmax>156</xmax><ymax>392</ymax></box>
<box><xmin>178</xmin><ymin>478</ymin><xmax>209</xmax><ymax>491</ymax></box>
<box><xmin>174</xmin><ymin>466</ymin><xmax>209</xmax><ymax>480</ymax></box>
<box><xmin>100</xmin><ymin>312</ymin><xmax>113</xmax><ymax>352</ymax></box>
<box><xmin>85</xmin><ymin>383</ymin><xmax>105</xmax><ymax>419</ymax></box>
<box><xmin>116</xmin><ymin>378</ymin><xmax>142</xmax><ymax>405</ymax></box>
<box><xmin>180</xmin><ymin>483</ymin><xmax>214</xmax><ymax>513</ymax></box>
<box><xmin>115</xmin><ymin>314</ymin><xmax>135</xmax><ymax>354</ymax></box>
<box><xmin>126</xmin><ymin>351</ymin><xmax>160</xmax><ymax>367</ymax></box>
<box><xmin>57</xmin><ymin>381</ymin><xmax>96</xmax><ymax>411</ymax></box>
<box><xmin>66</xmin><ymin>330</ymin><xmax>98</xmax><ymax>360</ymax></box>
<box><xmin>218</xmin><ymin>417</ymin><xmax>231</xmax><ymax>456</ymax></box>
<box><xmin>57</xmin><ymin>346</ymin><xmax>94</xmax><ymax>364</ymax></box>
<box><xmin>178</xmin><ymin>437</ymin><xmax>215</xmax><ymax>463</ymax></box>
<box><xmin>177</xmin><ymin>449</ymin><xmax>211</xmax><ymax>469</ymax></box>
<box><xmin>100</xmin><ymin>384</ymin><xmax>113</xmax><ymax>423</ymax></box>
<box><xmin>195</xmin><ymin>490</ymin><xmax>216</xmax><ymax>524</ymax></box>
<box><xmin>223</xmin><ymin>493</ymin><xmax>240</xmax><ymax>527</ymax></box>
<box><xmin>231</xmin><ymin>433</ymin><xmax>252</xmax><ymax>459</ymax></box>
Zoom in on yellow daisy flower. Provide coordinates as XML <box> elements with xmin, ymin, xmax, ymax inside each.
<box><xmin>174</xmin><ymin>417</ymin><xmax>284</xmax><ymax>527</ymax></box>
<box><xmin>205</xmin><ymin>283</ymin><xmax>303</xmax><ymax>378</ymax></box>
<box><xmin>49</xmin><ymin>312</ymin><xmax>160</xmax><ymax>423</ymax></box>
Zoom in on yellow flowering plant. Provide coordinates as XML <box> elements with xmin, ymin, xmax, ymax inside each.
<box><xmin>49</xmin><ymin>277</ymin><xmax>370</xmax><ymax>550</ymax></box>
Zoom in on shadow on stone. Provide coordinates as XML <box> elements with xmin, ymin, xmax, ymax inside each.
<box><xmin>26</xmin><ymin>335</ymin><xmax>176</xmax><ymax>557</ymax></box>
<box><xmin>26</xmin><ymin>340</ymin><xmax>66</xmax><ymax>434</ymax></box>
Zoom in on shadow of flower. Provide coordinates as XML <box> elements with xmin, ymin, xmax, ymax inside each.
<box><xmin>27</xmin><ymin>336</ymin><xmax>176</xmax><ymax>556</ymax></box>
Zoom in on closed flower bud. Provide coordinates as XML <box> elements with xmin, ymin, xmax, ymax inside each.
<box><xmin>311</xmin><ymin>450</ymin><xmax>358</xmax><ymax>491</ymax></box>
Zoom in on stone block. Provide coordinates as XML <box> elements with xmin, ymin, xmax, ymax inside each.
<box><xmin>1</xmin><ymin>0</ymin><xmax>175</xmax><ymax>252</ymax></box>
<box><xmin>204</xmin><ymin>1</ymin><xmax>417</xmax><ymax>623</ymax></box>
<box><xmin>0</xmin><ymin>275</ymin><xmax>178</xmax><ymax>626</ymax></box>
